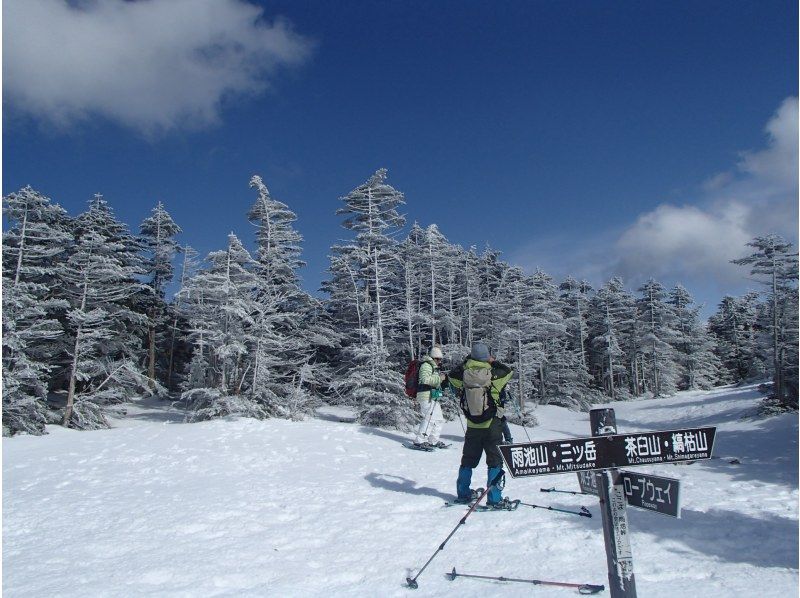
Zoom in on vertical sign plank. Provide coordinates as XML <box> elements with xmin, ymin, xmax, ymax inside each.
<box><xmin>591</xmin><ymin>408</ymin><xmax>637</xmax><ymax>598</ymax></box>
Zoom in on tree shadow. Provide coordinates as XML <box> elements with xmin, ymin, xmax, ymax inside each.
<box><xmin>629</xmin><ymin>506</ymin><xmax>798</xmax><ymax>570</ymax></box>
<box><xmin>358</xmin><ymin>426</ymin><xmax>413</xmax><ymax>445</ymax></box>
<box><xmin>365</xmin><ymin>472</ymin><xmax>452</xmax><ymax>501</ymax></box>
<box><xmin>615</xmin><ymin>406</ymin><xmax>753</xmax><ymax>430</ymax></box>
<box><xmin>119</xmin><ymin>396</ymin><xmax>186</xmax><ymax>424</ymax></box>
<box><xmin>315</xmin><ymin>412</ymin><xmax>357</xmax><ymax>424</ymax></box>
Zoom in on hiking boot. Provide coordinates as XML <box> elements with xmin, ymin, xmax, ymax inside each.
<box><xmin>453</xmin><ymin>488</ymin><xmax>481</xmax><ymax>503</ymax></box>
<box><xmin>413</xmin><ymin>441</ymin><xmax>433</xmax><ymax>450</ymax></box>
<box><xmin>432</xmin><ymin>441</ymin><xmax>449</xmax><ymax>449</ymax></box>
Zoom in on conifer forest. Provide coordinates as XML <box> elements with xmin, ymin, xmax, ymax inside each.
<box><xmin>3</xmin><ymin>169</ymin><xmax>798</xmax><ymax>436</ymax></box>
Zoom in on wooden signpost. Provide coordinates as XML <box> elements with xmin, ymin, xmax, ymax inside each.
<box><xmin>498</xmin><ymin>408</ymin><xmax>716</xmax><ymax>598</ymax></box>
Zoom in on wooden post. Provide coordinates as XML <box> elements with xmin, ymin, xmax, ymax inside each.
<box><xmin>591</xmin><ymin>408</ymin><xmax>636</xmax><ymax>597</ymax></box>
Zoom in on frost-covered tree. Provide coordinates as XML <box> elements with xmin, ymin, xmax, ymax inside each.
<box><xmin>397</xmin><ymin>225</ymin><xmax>426</xmax><ymax>359</ymax></box>
<box><xmin>559</xmin><ymin>277</ymin><xmax>595</xmax><ymax>404</ymax></box>
<box><xmin>325</xmin><ymin>169</ymin><xmax>408</xmax><ymax>416</ymax></box>
<box><xmin>2</xmin><ymin>284</ymin><xmax>64</xmax><ymax>435</ymax></box>
<box><xmin>588</xmin><ymin>278</ymin><xmax>631</xmax><ymax>400</ymax></box>
<box><xmin>70</xmin><ymin>194</ymin><xmax>149</xmax><ymax>378</ymax></box>
<box><xmin>248</xmin><ymin>175</ymin><xmax>336</xmax><ymax>418</ymax></box>
<box><xmin>61</xmin><ymin>225</ymin><xmax>149</xmax><ymax>429</ymax></box>
<box><xmin>248</xmin><ymin>175</ymin><xmax>305</xmax><ymax>296</ymax></box>
<box><xmin>669</xmin><ymin>284</ymin><xmax>720</xmax><ymax>390</ymax></box>
<box><xmin>708</xmin><ymin>293</ymin><xmax>763</xmax><ymax>382</ymax></box>
<box><xmin>732</xmin><ymin>235</ymin><xmax>799</xmax><ymax>408</ymax></box>
<box><xmin>2</xmin><ymin>186</ymin><xmax>73</xmax><ymax>434</ymax></box>
<box><xmin>181</xmin><ymin>234</ymin><xmax>263</xmax><ymax>419</ymax></box>
<box><xmin>335</xmin><ymin>168</ymin><xmax>405</xmax><ymax>350</ymax></box>
<box><xmin>496</xmin><ymin>269</ymin><xmax>543</xmax><ymax>409</ymax></box>
<box><xmin>636</xmin><ymin>279</ymin><xmax>679</xmax><ymax>397</ymax></box>
<box><xmin>139</xmin><ymin>202</ymin><xmax>182</xmax><ymax>389</ymax></box>
<box><xmin>331</xmin><ymin>327</ymin><xmax>417</xmax><ymax>430</ymax></box>
<box><xmin>166</xmin><ymin>245</ymin><xmax>199</xmax><ymax>390</ymax></box>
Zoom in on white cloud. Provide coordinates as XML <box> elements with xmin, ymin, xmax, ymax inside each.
<box><xmin>507</xmin><ymin>96</ymin><xmax>798</xmax><ymax>304</ymax></box>
<box><xmin>612</xmin><ymin>97</ymin><xmax>798</xmax><ymax>285</ymax></box>
<box><xmin>614</xmin><ymin>202</ymin><xmax>751</xmax><ymax>284</ymax></box>
<box><xmin>4</xmin><ymin>0</ymin><xmax>314</xmax><ymax>134</ymax></box>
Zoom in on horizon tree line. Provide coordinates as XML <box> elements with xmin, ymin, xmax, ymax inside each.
<box><xmin>2</xmin><ymin>171</ymin><xmax>797</xmax><ymax>435</ymax></box>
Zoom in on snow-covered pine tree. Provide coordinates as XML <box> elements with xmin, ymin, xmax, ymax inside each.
<box><xmin>708</xmin><ymin>293</ymin><xmax>764</xmax><ymax>383</ymax></box>
<box><xmin>181</xmin><ymin>234</ymin><xmax>266</xmax><ymax>421</ymax></box>
<box><xmin>326</xmin><ymin>169</ymin><xmax>408</xmax><ymax>418</ymax></box>
<box><xmin>139</xmin><ymin>202</ymin><xmax>182</xmax><ymax>390</ymax></box>
<box><xmin>636</xmin><ymin>279</ymin><xmax>680</xmax><ymax>397</ymax></box>
<box><xmin>559</xmin><ymin>277</ymin><xmax>595</xmax><ymax>404</ymax></box>
<box><xmin>334</xmin><ymin>326</ymin><xmax>417</xmax><ymax>430</ymax></box>
<box><xmin>456</xmin><ymin>246</ymin><xmax>482</xmax><ymax>350</ymax></box>
<box><xmin>732</xmin><ymin>234</ymin><xmax>799</xmax><ymax>408</ymax></box>
<box><xmin>61</xmin><ymin>222</ymin><xmax>150</xmax><ymax>429</ymax></box>
<box><xmin>588</xmin><ymin>278</ymin><xmax>631</xmax><ymax>400</ymax></box>
<box><xmin>336</xmin><ymin>168</ymin><xmax>406</xmax><ymax>350</ymax></box>
<box><xmin>397</xmin><ymin>224</ymin><xmax>426</xmax><ymax>359</ymax></box>
<box><xmin>248</xmin><ymin>175</ymin><xmax>305</xmax><ymax>295</ymax></box>
<box><xmin>472</xmin><ymin>246</ymin><xmax>510</xmax><ymax>353</ymax></box>
<box><xmin>166</xmin><ymin>245</ymin><xmax>199</xmax><ymax>390</ymax></box>
<box><xmin>70</xmin><ymin>194</ymin><xmax>150</xmax><ymax>384</ymax></box>
<box><xmin>496</xmin><ymin>268</ymin><xmax>540</xmax><ymax>410</ymax></box>
<box><xmin>668</xmin><ymin>284</ymin><xmax>720</xmax><ymax>390</ymax></box>
<box><xmin>525</xmin><ymin>269</ymin><xmax>577</xmax><ymax>406</ymax></box>
<box><xmin>419</xmin><ymin>224</ymin><xmax>452</xmax><ymax>347</ymax></box>
<box><xmin>248</xmin><ymin>175</ymin><xmax>337</xmax><ymax>419</ymax></box>
<box><xmin>2</xmin><ymin>186</ymin><xmax>73</xmax><ymax>434</ymax></box>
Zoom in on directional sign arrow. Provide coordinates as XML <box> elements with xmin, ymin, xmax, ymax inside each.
<box><xmin>578</xmin><ymin>471</ymin><xmax>682</xmax><ymax>518</ymax></box>
<box><xmin>499</xmin><ymin>426</ymin><xmax>716</xmax><ymax>478</ymax></box>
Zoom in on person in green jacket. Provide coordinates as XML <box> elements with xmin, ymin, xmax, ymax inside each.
<box><xmin>448</xmin><ymin>342</ymin><xmax>514</xmax><ymax>508</ymax></box>
<box><xmin>413</xmin><ymin>346</ymin><xmax>448</xmax><ymax>449</ymax></box>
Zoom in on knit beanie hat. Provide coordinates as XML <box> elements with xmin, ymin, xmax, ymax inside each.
<box><xmin>470</xmin><ymin>342</ymin><xmax>490</xmax><ymax>361</ymax></box>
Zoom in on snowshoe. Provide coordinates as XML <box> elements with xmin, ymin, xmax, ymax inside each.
<box><xmin>405</xmin><ymin>442</ymin><xmax>434</xmax><ymax>452</ymax></box>
<box><xmin>432</xmin><ymin>441</ymin><xmax>452</xmax><ymax>449</ymax></box>
<box><xmin>476</xmin><ymin>497</ymin><xmax>520</xmax><ymax>512</ymax></box>
<box><xmin>443</xmin><ymin>488</ymin><xmax>484</xmax><ymax>507</ymax></box>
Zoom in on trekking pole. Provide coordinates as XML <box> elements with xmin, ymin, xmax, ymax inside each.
<box><xmin>519</xmin><ymin>501</ymin><xmax>592</xmax><ymax>518</ymax></box>
<box><xmin>445</xmin><ymin>387</ymin><xmax>466</xmax><ymax>434</ymax></box>
<box><xmin>541</xmin><ymin>487</ymin><xmax>592</xmax><ymax>496</ymax></box>
<box><xmin>420</xmin><ymin>398</ymin><xmax>436</xmax><ymax>438</ymax></box>
<box><xmin>406</xmin><ymin>470</ymin><xmax>505</xmax><ymax>589</ymax></box>
<box><xmin>506</xmin><ymin>391</ymin><xmax>532</xmax><ymax>443</ymax></box>
<box><xmin>446</xmin><ymin>567</ymin><xmax>605</xmax><ymax>594</ymax></box>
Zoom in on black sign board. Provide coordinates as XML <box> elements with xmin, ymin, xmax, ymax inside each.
<box><xmin>578</xmin><ymin>471</ymin><xmax>681</xmax><ymax>518</ymax></box>
<box><xmin>621</xmin><ymin>472</ymin><xmax>681</xmax><ymax>518</ymax></box>
<box><xmin>500</xmin><ymin>426</ymin><xmax>715</xmax><ymax>478</ymax></box>
<box><xmin>577</xmin><ymin>471</ymin><xmax>600</xmax><ymax>496</ymax></box>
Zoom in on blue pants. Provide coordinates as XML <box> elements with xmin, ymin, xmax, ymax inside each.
<box><xmin>456</xmin><ymin>418</ymin><xmax>504</xmax><ymax>503</ymax></box>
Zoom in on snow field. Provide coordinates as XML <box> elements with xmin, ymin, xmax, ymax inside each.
<box><xmin>3</xmin><ymin>384</ymin><xmax>798</xmax><ymax>597</ymax></box>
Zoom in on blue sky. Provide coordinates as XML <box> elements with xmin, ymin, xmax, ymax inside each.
<box><xmin>4</xmin><ymin>0</ymin><xmax>798</xmax><ymax>313</ymax></box>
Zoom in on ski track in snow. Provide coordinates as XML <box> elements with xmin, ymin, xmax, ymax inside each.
<box><xmin>3</xmin><ymin>384</ymin><xmax>798</xmax><ymax>597</ymax></box>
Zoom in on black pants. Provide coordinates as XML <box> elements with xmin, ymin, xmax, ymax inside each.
<box><xmin>460</xmin><ymin>417</ymin><xmax>503</xmax><ymax>469</ymax></box>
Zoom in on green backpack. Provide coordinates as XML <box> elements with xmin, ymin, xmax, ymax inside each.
<box><xmin>461</xmin><ymin>367</ymin><xmax>495</xmax><ymax>423</ymax></box>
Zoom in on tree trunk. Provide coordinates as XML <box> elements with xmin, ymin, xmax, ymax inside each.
<box><xmin>147</xmin><ymin>310</ymin><xmax>157</xmax><ymax>391</ymax></box>
<box><xmin>63</xmin><ymin>325</ymin><xmax>83</xmax><ymax>427</ymax></box>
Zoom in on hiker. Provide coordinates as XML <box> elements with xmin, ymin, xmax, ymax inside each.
<box><xmin>413</xmin><ymin>346</ymin><xmax>448</xmax><ymax>450</ymax></box>
<box><xmin>448</xmin><ymin>342</ymin><xmax>514</xmax><ymax>508</ymax></box>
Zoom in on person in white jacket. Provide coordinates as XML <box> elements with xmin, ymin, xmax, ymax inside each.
<box><xmin>413</xmin><ymin>347</ymin><xmax>448</xmax><ymax>449</ymax></box>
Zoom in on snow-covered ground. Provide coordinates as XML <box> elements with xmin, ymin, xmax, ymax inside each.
<box><xmin>3</xmin><ymin>384</ymin><xmax>798</xmax><ymax>597</ymax></box>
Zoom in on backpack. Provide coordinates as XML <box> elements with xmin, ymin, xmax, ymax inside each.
<box><xmin>404</xmin><ymin>360</ymin><xmax>421</xmax><ymax>398</ymax></box>
<box><xmin>461</xmin><ymin>366</ymin><xmax>495</xmax><ymax>421</ymax></box>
